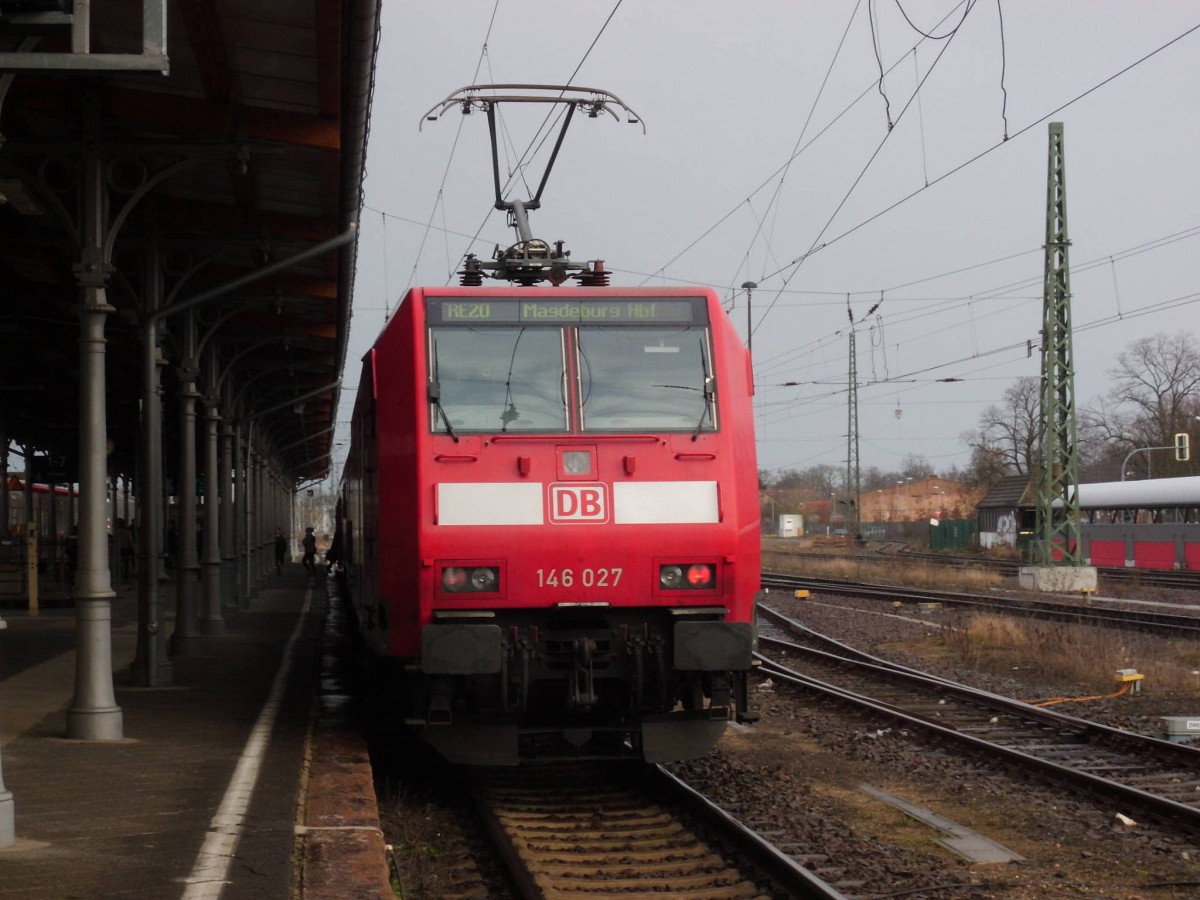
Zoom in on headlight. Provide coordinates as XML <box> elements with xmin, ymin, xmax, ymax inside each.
<box><xmin>562</xmin><ymin>450</ymin><xmax>592</xmax><ymax>475</ymax></box>
<box><xmin>659</xmin><ymin>565</ymin><xmax>684</xmax><ymax>589</ymax></box>
<box><xmin>470</xmin><ymin>567</ymin><xmax>498</xmax><ymax>591</ymax></box>
<box><xmin>441</xmin><ymin>565</ymin><xmax>500</xmax><ymax>594</ymax></box>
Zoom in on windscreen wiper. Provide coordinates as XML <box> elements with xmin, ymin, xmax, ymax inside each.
<box><xmin>428</xmin><ymin>382</ymin><xmax>459</xmax><ymax>442</ymax></box>
<box><xmin>692</xmin><ymin>339</ymin><xmax>714</xmax><ymax>441</ymax></box>
<box><xmin>429</xmin><ymin>340</ymin><xmax>459</xmax><ymax>442</ymax></box>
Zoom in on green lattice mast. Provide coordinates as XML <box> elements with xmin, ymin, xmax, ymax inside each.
<box><xmin>1035</xmin><ymin>122</ymin><xmax>1083</xmax><ymax>565</ymax></box>
<box><xmin>845</xmin><ymin>300</ymin><xmax>861</xmax><ymax>539</ymax></box>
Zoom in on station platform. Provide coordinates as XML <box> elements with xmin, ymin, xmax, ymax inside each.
<box><xmin>0</xmin><ymin>567</ymin><xmax>391</xmax><ymax>899</ymax></box>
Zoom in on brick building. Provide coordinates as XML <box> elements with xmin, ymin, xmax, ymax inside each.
<box><xmin>856</xmin><ymin>477</ymin><xmax>982</xmax><ymax>524</ymax></box>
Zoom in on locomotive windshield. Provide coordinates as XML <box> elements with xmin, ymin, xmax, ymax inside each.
<box><xmin>429</xmin><ymin>327</ymin><xmax>569</xmax><ymax>433</ymax></box>
<box><xmin>577</xmin><ymin>327</ymin><xmax>714</xmax><ymax>432</ymax></box>
<box><xmin>427</xmin><ymin>296</ymin><xmax>716</xmax><ymax>435</ymax></box>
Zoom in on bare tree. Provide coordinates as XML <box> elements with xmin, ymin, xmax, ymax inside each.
<box><xmin>965</xmin><ymin>376</ymin><xmax>1040</xmax><ymax>478</ymax></box>
<box><xmin>959</xmin><ymin>443</ymin><xmax>1010</xmax><ymax>488</ymax></box>
<box><xmin>1077</xmin><ymin>407</ymin><xmax>1125</xmax><ymax>481</ymax></box>
<box><xmin>768</xmin><ymin>464</ymin><xmax>840</xmax><ymax>495</ymax></box>
<box><xmin>1096</xmin><ymin>332</ymin><xmax>1200</xmax><ymax>478</ymax></box>
<box><xmin>899</xmin><ymin>454</ymin><xmax>935</xmax><ymax>481</ymax></box>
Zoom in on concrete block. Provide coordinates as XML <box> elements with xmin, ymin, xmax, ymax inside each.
<box><xmin>1161</xmin><ymin>716</ymin><xmax>1200</xmax><ymax>743</ymax></box>
<box><xmin>1017</xmin><ymin>565</ymin><xmax>1098</xmax><ymax>593</ymax></box>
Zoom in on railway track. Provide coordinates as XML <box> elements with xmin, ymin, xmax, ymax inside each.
<box><xmin>1096</xmin><ymin>566</ymin><xmax>1200</xmax><ymax>590</ymax></box>
<box><xmin>468</xmin><ymin>762</ymin><xmax>853</xmax><ymax>899</ymax></box>
<box><xmin>763</xmin><ymin>544</ymin><xmax>1200</xmax><ymax>592</ymax></box>
<box><xmin>897</xmin><ymin>548</ymin><xmax>1200</xmax><ymax>591</ymax></box>
<box><xmin>756</xmin><ymin>604</ymin><xmax>1200</xmax><ymax>832</ymax></box>
<box><xmin>760</xmin><ymin>571</ymin><xmax>1200</xmax><ymax>636</ymax></box>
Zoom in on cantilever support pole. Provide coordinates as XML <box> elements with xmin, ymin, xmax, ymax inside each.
<box><xmin>130</xmin><ymin>233</ymin><xmax>172</xmax><ymax>687</ymax></box>
<box><xmin>0</xmin><ymin>615</ymin><xmax>12</xmax><ymax>846</ymax></box>
<box><xmin>169</xmin><ymin>312</ymin><xmax>204</xmax><ymax>657</ymax></box>
<box><xmin>198</xmin><ymin>352</ymin><xmax>224</xmax><ymax>635</ymax></box>
<box><xmin>66</xmin><ymin>108</ymin><xmax>123</xmax><ymax>742</ymax></box>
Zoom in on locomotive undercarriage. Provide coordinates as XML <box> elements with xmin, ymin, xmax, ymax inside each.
<box><xmin>413</xmin><ymin>607</ymin><xmax>756</xmax><ymax>765</ymax></box>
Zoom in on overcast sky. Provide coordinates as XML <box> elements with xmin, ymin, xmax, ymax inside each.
<box><xmin>335</xmin><ymin>1</ymin><xmax>1200</xmax><ymax>483</ymax></box>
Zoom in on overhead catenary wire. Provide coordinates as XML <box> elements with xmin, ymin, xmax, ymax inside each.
<box><xmin>868</xmin><ymin>0</ymin><xmax>894</xmax><ymax>130</ymax></box>
<box><xmin>557</xmin><ymin>218</ymin><xmax>1200</xmax><ymax>397</ymax></box>
<box><xmin>363</xmin><ymin>203</ymin><xmax>505</xmax><ymax>247</ymax></box>
<box><xmin>912</xmin><ymin>49</ymin><xmax>929</xmax><ymax>187</ymax></box>
<box><xmin>645</xmin><ymin>1</ymin><xmax>966</xmax><ymax>290</ymax></box>
<box><xmin>483</xmin><ymin>43</ymin><xmax>536</xmax><ymax>202</ymax></box>
<box><xmin>753</xmin><ymin>283</ymin><xmax>1200</xmax><ymax>440</ymax></box>
<box><xmin>644</xmin><ymin>12</ymin><xmax>1199</xmax><ymax>369</ymax></box>
<box><xmin>399</xmin><ymin>2</ymin><xmax>503</xmax><ymax>296</ymax></box>
<box><xmin>995</xmin><ymin>0</ymin><xmax>1010</xmax><ymax>140</ymax></box>
<box><xmin>735</xmin><ymin>0</ymin><xmax>863</xmax><ymax>305</ymax></box>
<box><xmin>625</xmin><ymin>219</ymin><xmax>1200</xmax><ymax>310</ymax></box>
<box><xmin>748</xmin><ymin>21</ymin><xmax>1200</xmax><ymax>388</ymax></box>
<box><xmin>893</xmin><ymin>0</ymin><xmax>974</xmax><ymax>41</ymax></box>
<box><xmin>753</xmin><ymin>229</ymin><xmax>1200</xmax><ymax>411</ymax></box>
<box><xmin>752</xmin><ymin>18</ymin><xmax>1200</xmax><ymax>296</ymax></box>
<box><xmin>752</xmin><ymin>1</ymin><xmax>979</xmax><ymax>338</ymax></box>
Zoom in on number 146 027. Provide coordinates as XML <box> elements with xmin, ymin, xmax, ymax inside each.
<box><xmin>535</xmin><ymin>567</ymin><xmax>622</xmax><ymax>588</ymax></box>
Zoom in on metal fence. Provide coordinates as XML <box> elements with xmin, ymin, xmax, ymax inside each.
<box><xmin>857</xmin><ymin>518</ymin><xmax>976</xmax><ymax>550</ymax></box>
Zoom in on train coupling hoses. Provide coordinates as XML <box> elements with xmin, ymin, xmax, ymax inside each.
<box><xmin>568</xmin><ymin>637</ymin><xmax>599</xmax><ymax>708</ymax></box>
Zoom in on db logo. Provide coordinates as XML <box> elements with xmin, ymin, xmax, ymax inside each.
<box><xmin>548</xmin><ymin>483</ymin><xmax>609</xmax><ymax>524</ymax></box>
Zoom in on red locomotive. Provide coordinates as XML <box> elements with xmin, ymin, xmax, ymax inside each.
<box><xmin>336</xmin><ymin>87</ymin><xmax>759</xmax><ymax>764</ymax></box>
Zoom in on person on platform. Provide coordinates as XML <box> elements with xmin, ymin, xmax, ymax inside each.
<box><xmin>301</xmin><ymin>527</ymin><xmax>317</xmax><ymax>574</ymax></box>
<box><xmin>274</xmin><ymin>527</ymin><xmax>288</xmax><ymax>575</ymax></box>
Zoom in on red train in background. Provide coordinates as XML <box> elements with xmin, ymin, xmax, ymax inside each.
<box><xmin>1074</xmin><ymin>476</ymin><xmax>1200</xmax><ymax>571</ymax></box>
<box><xmin>337</xmin><ymin>285</ymin><xmax>760</xmax><ymax>764</ymax></box>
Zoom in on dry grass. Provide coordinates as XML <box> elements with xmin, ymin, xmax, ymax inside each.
<box><xmin>762</xmin><ymin>549</ymin><xmax>1006</xmax><ymax>592</ymax></box>
<box><xmin>761</xmin><ymin>543</ymin><xmax>1200</xmax><ymax>698</ymax></box>
<box><xmin>938</xmin><ymin>612</ymin><xmax>1200</xmax><ymax>697</ymax></box>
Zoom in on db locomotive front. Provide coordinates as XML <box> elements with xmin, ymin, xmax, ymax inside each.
<box><xmin>339</xmin><ymin>287</ymin><xmax>760</xmax><ymax>764</ymax></box>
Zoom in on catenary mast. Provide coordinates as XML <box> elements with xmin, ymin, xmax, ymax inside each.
<box><xmin>1034</xmin><ymin>122</ymin><xmax>1083</xmax><ymax>566</ymax></box>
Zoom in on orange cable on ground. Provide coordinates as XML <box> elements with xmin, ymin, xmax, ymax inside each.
<box><xmin>1025</xmin><ymin>683</ymin><xmax>1130</xmax><ymax>707</ymax></box>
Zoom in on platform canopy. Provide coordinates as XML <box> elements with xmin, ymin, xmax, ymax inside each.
<box><xmin>0</xmin><ymin>0</ymin><xmax>379</xmax><ymax>484</ymax></box>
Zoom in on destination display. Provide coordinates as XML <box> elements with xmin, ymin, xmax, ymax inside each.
<box><xmin>427</xmin><ymin>296</ymin><xmax>707</xmax><ymax>326</ymax></box>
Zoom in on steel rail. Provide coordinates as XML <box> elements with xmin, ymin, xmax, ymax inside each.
<box><xmin>760</xmin><ymin>572</ymin><xmax>1200</xmax><ymax>635</ymax></box>
<box><xmin>755</xmin><ymin>606</ymin><xmax>1200</xmax><ymax>830</ymax></box>
<box><xmin>650</xmin><ymin>764</ymin><xmax>851</xmax><ymax>900</ymax></box>
<box><xmin>763</xmin><ymin>544</ymin><xmax>1200</xmax><ymax>590</ymax></box>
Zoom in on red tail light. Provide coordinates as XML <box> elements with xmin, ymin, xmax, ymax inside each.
<box><xmin>659</xmin><ymin>563</ymin><xmax>717</xmax><ymax>590</ymax></box>
<box><xmin>686</xmin><ymin>564</ymin><xmax>714</xmax><ymax>588</ymax></box>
